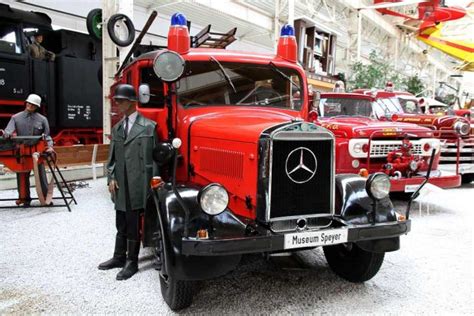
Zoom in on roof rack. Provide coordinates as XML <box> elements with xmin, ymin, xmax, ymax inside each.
<box><xmin>191</xmin><ymin>25</ymin><xmax>237</xmax><ymax>49</ymax></box>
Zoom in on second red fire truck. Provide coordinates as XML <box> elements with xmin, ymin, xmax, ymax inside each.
<box><xmin>353</xmin><ymin>87</ymin><xmax>473</xmax><ymax>184</ymax></box>
<box><xmin>311</xmin><ymin>91</ymin><xmax>461</xmax><ymax>192</ymax></box>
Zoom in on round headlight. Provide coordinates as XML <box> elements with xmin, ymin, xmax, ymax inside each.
<box><xmin>366</xmin><ymin>173</ymin><xmax>391</xmax><ymax>200</ymax></box>
<box><xmin>153</xmin><ymin>51</ymin><xmax>185</xmax><ymax>82</ymax></box>
<box><xmin>453</xmin><ymin>121</ymin><xmax>470</xmax><ymax>136</ymax></box>
<box><xmin>199</xmin><ymin>184</ymin><xmax>229</xmax><ymax>216</ymax></box>
<box><xmin>409</xmin><ymin>160</ymin><xmax>418</xmax><ymax>172</ymax></box>
<box><xmin>353</xmin><ymin>143</ymin><xmax>362</xmax><ymax>153</ymax></box>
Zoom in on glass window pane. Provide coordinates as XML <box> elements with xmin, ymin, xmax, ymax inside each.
<box><xmin>140</xmin><ymin>67</ymin><xmax>165</xmax><ymax>108</ymax></box>
<box><xmin>177</xmin><ymin>62</ymin><xmax>303</xmax><ymax>111</ymax></box>
<box><xmin>319</xmin><ymin>98</ymin><xmax>372</xmax><ymax>117</ymax></box>
<box><xmin>0</xmin><ymin>22</ymin><xmax>21</xmax><ymax>54</ymax></box>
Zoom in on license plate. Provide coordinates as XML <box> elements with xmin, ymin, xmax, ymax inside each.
<box><xmin>404</xmin><ymin>184</ymin><xmax>420</xmax><ymax>193</ymax></box>
<box><xmin>284</xmin><ymin>228</ymin><xmax>348</xmax><ymax>250</ymax></box>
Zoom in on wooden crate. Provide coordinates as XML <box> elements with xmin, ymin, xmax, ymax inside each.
<box><xmin>55</xmin><ymin>144</ymin><xmax>109</xmax><ymax>167</ymax></box>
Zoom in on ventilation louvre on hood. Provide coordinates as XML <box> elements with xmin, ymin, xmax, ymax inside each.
<box><xmin>199</xmin><ymin>147</ymin><xmax>244</xmax><ymax>179</ymax></box>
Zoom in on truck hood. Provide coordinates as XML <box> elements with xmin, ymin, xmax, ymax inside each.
<box><xmin>394</xmin><ymin>113</ymin><xmax>468</xmax><ymax>129</ymax></box>
<box><xmin>320</xmin><ymin>116</ymin><xmax>430</xmax><ymax>138</ymax></box>
<box><xmin>189</xmin><ymin>107</ymin><xmax>298</xmax><ymax>143</ymax></box>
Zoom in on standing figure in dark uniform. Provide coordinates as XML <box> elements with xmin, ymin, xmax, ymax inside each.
<box><xmin>2</xmin><ymin>94</ymin><xmax>53</xmax><ymax>206</ymax></box>
<box><xmin>98</xmin><ymin>84</ymin><xmax>159</xmax><ymax>280</ymax></box>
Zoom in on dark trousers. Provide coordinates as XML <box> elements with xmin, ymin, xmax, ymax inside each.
<box><xmin>115</xmin><ymin>161</ymin><xmax>143</xmax><ymax>240</ymax></box>
<box><xmin>16</xmin><ymin>164</ymin><xmax>48</xmax><ymax>200</ymax></box>
<box><xmin>116</xmin><ymin>210</ymin><xmax>142</xmax><ymax>241</ymax></box>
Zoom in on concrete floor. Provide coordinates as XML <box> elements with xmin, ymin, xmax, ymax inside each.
<box><xmin>0</xmin><ymin>179</ymin><xmax>472</xmax><ymax>314</ymax></box>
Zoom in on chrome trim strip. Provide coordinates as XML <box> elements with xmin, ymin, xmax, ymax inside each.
<box><xmin>267</xmin><ymin>137</ymin><xmax>274</xmax><ymax>222</ymax></box>
<box><xmin>270</xmin><ymin>217</ymin><xmax>333</xmax><ymax>233</ymax></box>
<box><xmin>439</xmin><ymin>156</ymin><xmax>474</xmax><ymax>162</ymax></box>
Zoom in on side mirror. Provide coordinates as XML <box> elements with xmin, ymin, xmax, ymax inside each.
<box><xmin>138</xmin><ymin>84</ymin><xmax>151</xmax><ymax>104</ymax></box>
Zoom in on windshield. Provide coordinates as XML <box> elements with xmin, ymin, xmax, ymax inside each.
<box><xmin>398</xmin><ymin>97</ymin><xmax>422</xmax><ymax>114</ymax></box>
<box><xmin>428</xmin><ymin>105</ymin><xmax>449</xmax><ymax>115</ymax></box>
<box><xmin>372</xmin><ymin>97</ymin><xmax>404</xmax><ymax>117</ymax></box>
<box><xmin>177</xmin><ymin>61</ymin><xmax>303</xmax><ymax>110</ymax></box>
<box><xmin>319</xmin><ymin>98</ymin><xmax>372</xmax><ymax>117</ymax></box>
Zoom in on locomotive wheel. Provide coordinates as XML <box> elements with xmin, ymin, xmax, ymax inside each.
<box><xmin>323</xmin><ymin>243</ymin><xmax>385</xmax><ymax>283</ymax></box>
<box><xmin>86</xmin><ymin>8</ymin><xmax>103</xmax><ymax>40</ymax></box>
<box><xmin>107</xmin><ymin>13</ymin><xmax>135</xmax><ymax>47</ymax></box>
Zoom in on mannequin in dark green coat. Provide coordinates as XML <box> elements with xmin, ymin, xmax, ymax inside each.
<box><xmin>98</xmin><ymin>84</ymin><xmax>159</xmax><ymax>280</ymax></box>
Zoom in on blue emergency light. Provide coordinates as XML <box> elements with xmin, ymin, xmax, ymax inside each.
<box><xmin>280</xmin><ymin>24</ymin><xmax>295</xmax><ymax>36</ymax></box>
<box><xmin>171</xmin><ymin>13</ymin><xmax>187</xmax><ymax>26</ymax></box>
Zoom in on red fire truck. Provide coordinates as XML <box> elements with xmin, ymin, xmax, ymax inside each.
<box><xmin>353</xmin><ymin>88</ymin><xmax>474</xmax><ymax>183</ymax></box>
<box><xmin>417</xmin><ymin>97</ymin><xmax>470</xmax><ymax>119</ymax></box>
<box><xmin>395</xmin><ymin>90</ymin><xmax>470</xmax><ymax>119</ymax></box>
<box><xmin>113</xmin><ymin>13</ymin><xmax>412</xmax><ymax>310</ymax></box>
<box><xmin>311</xmin><ymin>91</ymin><xmax>461</xmax><ymax>192</ymax></box>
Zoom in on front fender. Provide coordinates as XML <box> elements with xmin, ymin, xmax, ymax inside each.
<box><xmin>335</xmin><ymin>174</ymin><xmax>400</xmax><ymax>253</ymax></box>
<box><xmin>335</xmin><ymin>174</ymin><xmax>397</xmax><ymax>223</ymax></box>
<box><xmin>148</xmin><ymin>185</ymin><xmax>243</xmax><ymax>281</ymax></box>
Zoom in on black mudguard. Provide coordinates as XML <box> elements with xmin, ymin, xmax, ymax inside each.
<box><xmin>144</xmin><ymin>185</ymin><xmax>243</xmax><ymax>281</ymax></box>
<box><xmin>335</xmin><ymin>174</ymin><xmax>400</xmax><ymax>253</ymax></box>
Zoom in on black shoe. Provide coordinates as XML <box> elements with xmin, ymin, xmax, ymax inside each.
<box><xmin>98</xmin><ymin>236</ymin><xmax>127</xmax><ymax>270</ymax></box>
<box><xmin>116</xmin><ymin>240</ymin><xmax>140</xmax><ymax>280</ymax></box>
<box><xmin>98</xmin><ymin>257</ymin><xmax>126</xmax><ymax>270</ymax></box>
<box><xmin>116</xmin><ymin>260</ymin><xmax>138</xmax><ymax>280</ymax></box>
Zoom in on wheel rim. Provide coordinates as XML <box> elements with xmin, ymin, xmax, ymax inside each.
<box><xmin>92</xmin><ymin>13</ymin><xmax>102</xmax><ymax>39</ymax></box>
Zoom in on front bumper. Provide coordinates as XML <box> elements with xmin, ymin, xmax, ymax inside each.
<box><xmin>438</xmin><ymin>163</ymin><xmax>474</xmax><ymax>175</ymax></box>
<box><xmin>389</xmin><ymin>172</ymin><xmax>461</xmax><ymax>192</ymax></box>
<box><xmin>181</xmin><ymin>220</ymin><xmax>411</xmax><ymax>256</ymax></box>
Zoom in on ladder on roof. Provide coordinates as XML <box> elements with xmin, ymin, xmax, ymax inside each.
<box><xmin>191</xmin><ymin>25</ymin><xmax>237</xmax><ymax>49</ymax></box>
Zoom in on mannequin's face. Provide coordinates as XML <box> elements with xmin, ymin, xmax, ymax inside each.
<box><xmin>26</xmin><ymin>103</ymin><xmax>38</xmax><ymax>113</ymax></box>
<box><xmin>116</xmin><ymin>99</ymin><xmax>134</xmax><ymax>115</ymax></box>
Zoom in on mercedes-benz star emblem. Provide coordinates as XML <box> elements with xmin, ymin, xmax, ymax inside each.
<box><xmin>285</xmin><ymin>147</ymin><xmax>317</xmax><ymax>184</ymax></box>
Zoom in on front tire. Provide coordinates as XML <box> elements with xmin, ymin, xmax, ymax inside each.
<box><xmin>154</xmin><ymin>226</ymin><xmax>195</xmax><ymax>311</ymax></box>
<box><xmin>461</xmin><ymin>174</ymin><xmax>474</xmax><ymax>184</ymax></box>
<box><xmin>323</xmin><ymin>243</ymin><xmax>385</xmax><ymax>283</ymax></box>
<box><xmin>160</xmin><ymin>274</ymin><xmax>195</xmax><ymax>311</ymax></box>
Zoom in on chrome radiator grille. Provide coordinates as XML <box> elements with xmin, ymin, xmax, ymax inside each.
<box><xmin>256</xmin><ymin>122</ymin><xmax>335</xmax><ymax>225</ymax></box>
<box><xmin>439</xmin><ymin>139</ymin><xmax>474</xmax><ymax>163</ymax></box>
<box><xmin>370</xmin><ymin>142</ymin><xmax>423</xmax><ymax>157</ymax></box>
